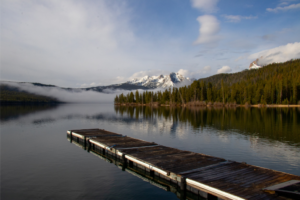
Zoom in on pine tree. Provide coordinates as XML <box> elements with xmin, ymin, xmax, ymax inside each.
<box><xmin>135</xmin><ymin>90</ymin><xmax>140</xmax><ymax>104</ymax></box>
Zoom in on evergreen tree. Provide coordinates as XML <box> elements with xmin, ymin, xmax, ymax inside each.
<box><xmin>135</xmin><ymin>90</ymin><xmax>140</xmax><ymax>103</ymax></box>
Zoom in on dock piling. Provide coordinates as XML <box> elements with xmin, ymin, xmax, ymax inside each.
<box><xmin>83</xmin><ymin>136</ymin><xmax>86</xmax><ymax>148</ymax></box>
<box><xmin>150</xmin><ymin>170</ymin><xmax>155</xmax><ymax>177</ymax></box>
<box><xmin>122</xmin><ymin>154</ymin><xmax>127</xmax><ymax>171</ymax></box>
<box><xmin>70</xmin><ymin>131</ymin><xmax>72</xmax><ymax>143</ymax></box>
<box><xmin>87</xmin><ymin>139</ymin><xmax>91</xmax><ymax>152</ymax></box>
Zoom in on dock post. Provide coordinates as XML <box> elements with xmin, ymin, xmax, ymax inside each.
<box><xmin>150</xmin><ymin>169</ymin><xmax>155</xmax><ymax>177</ymax></box>
<box><xmin>83</xmin><ymin>136</ymin><xmax>86</xmax><ymax>149</ymax></box>
<box><xmin>180</xmin><ymin>176</ymin><xmax>186</xmax><ymax>200</ymax></box>
<box><xmin>122</xmin><ymin>154</ymin><xmax>127</xmax><ymax>171</ymax></box>
<box><xmin>87</xmin><ymin>139</ymin><xmax>91</xmax><ymax>152</ymax></box>
<box><xmin>70</xmin><ymin>131</ymin><xmax>73</xmax><ymax>143</ymax></box>
<box><xmin>129</xmin><ymin>160</ymin><xmax>133</xmax><ymax>168</ymax></box>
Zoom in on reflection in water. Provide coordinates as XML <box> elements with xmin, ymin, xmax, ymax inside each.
<box><xmin>2</xmin><ymin>104</ymin><xmax>298</xmax><ymax>147</ymax></box>
<box><xmin>1</xmin><ymin>103</ymin><xmax>300</xmax><ymax>199</ymax></box>
<box><xmin>2</xmin><ymin>104</ymin><xmax>299</xmax><ymax>147</ymax></box>
<box><xmin>67</xmin><ymin>135</ymin><xmax>206</xmax><ymax>200</ymax></box>
<box><xmin>0</xmin><ymin>104</ymin><xmax>59</xmax><ymax>121</ymax></box>
<box><xmin>114</xmin><ymin>106</ymin><xmax>300</xmax><ymax>147</ymax></box>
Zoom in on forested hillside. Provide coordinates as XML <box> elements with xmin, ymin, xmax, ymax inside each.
<box><xmin>115</xmin><ymin>59</ymin><xmax>300</xmax><ymax>105</ymax></box>
<box><xmin>0</xmin><ymin>84</ymin><xmax>61</xmax><ymax>104</ymax></box>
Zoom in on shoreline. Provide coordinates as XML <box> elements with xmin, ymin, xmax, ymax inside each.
<box><xmin>114</xmin><ymin>103</ymin><xmax>300</xmax><ymax>108</ymax></box>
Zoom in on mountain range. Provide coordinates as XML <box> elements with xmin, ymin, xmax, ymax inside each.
<box><xmin>78</xmin><ymin>72</ymin><xmax>191</xmax><ymax>92</ymax></box>
<box><xmin>2</xmin><ymin>59</ymin><xmax>299</xmax><ymax>104</ymax></box>
<box><xmin>127</xmin><ymin>72</ymin><xmax>191</xmax><ymax>88</ymax></box>
<box><xmin>0</xmin><ymin>72</ymin><xmax>191</xmax><ymax>99</ymax></box>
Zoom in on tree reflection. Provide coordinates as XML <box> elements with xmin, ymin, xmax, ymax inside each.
<box><xmin>114</xmin><ymin>106</ymin><xmax>300</xmax><ymax>146</ymax></box>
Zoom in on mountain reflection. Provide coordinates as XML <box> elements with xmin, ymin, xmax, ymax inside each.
<box><xmin>114</xmin><ymin>106</ymin><xmax>300</xmax><ymax>146</ymax></box>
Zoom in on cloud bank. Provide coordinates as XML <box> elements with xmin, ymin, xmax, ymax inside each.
<box><xmin>248</xmin><ymin>42</ymin><xmax>300</xmax><ymax>65</ymax></box>
<box><xmin>177</xmin><ymin>66</ymin><xmax>211</xmax><ymax>79</ymax></box>
<box><xmin>1</xmin><ymin>0</ymin><xmax>139</xmax><ymax>87</ymax></box>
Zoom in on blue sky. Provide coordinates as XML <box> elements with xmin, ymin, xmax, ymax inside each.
<box><xmin>1</xmin><ymin>0</ymin><xmax>300</xmax><ymax>87</ymax></box>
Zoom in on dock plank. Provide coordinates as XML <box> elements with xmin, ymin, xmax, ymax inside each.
<box><xmin>69</xmin><ymin>128</ymin><xmax>121</xmax><ymax>137</ymax></box>
<box><xmin>91</xmin><ymin>136</ymin><xmax>157</xmax><ymax>148</ymax></box>
<box><xmin>67</xmin><ymin>129</ymin><xmax>300</xmax><ymax>200</ymax></box>
<box><xmin>187</xmin><ymin>162</ymin><xmax>300</xmax><ymax>199</ymax></box>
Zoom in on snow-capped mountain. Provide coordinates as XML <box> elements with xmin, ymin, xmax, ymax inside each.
<box><xmin>127</xmin><ymin>72</ymin><xmax>191</xmax><ymax>89</ymax></box>
<box><xmin>249</xmin><ymin>59</ymin><xmax>262</xmax><ymax>70</ymax></box>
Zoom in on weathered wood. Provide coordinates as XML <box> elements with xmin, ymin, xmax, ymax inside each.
<box><xmin>67</xmin><ymin>129</ymin><xmax>300</xmax><ymax>200</ymax></box>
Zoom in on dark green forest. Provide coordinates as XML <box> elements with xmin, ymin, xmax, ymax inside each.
<box><xmin>115</xmin><ymin>59</ymin><xmax>300</xmax><ymax>105</ymax></box>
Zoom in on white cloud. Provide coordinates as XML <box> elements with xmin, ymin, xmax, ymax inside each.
<box><xmin>80</xmin><ymin>82</ymin><xmax>98</xmax><ymax>88</ymax></box>
<box><xmin>248</xmin><ymin>42</ymin><xmax>300</xmax><ymax>65</ymax></box>
<box><xmin>128</xmin><ymin>70</ymin><xmax>169</xmax><ymax>80</ymax></box>
<box><xmin>177</xmin><ymin>69</ymin><xmax>189</xmax><ymax>77</ymax></box>
<box><xmin>202</xmin><ymin>65</ymin><xmax>212</xmax><ymax>73</ymax></box>
<box><xmin>0</xmin><ymin>0</ymin><xmax>140</xmax><ymax>87</ymax></box>
<box><xmin>217</xmin><ymin>66</ymin><xmax>232</xmax><ymax>74</ymax></box>
<box><xmin>191</xmin><ymin>0</ymin><xmax>218</xmax><ymax>13</ymax></box>
<box><xmin>177</xmin><ymin>66</ymin><xmax>211</xmax><ymax>79</ymax></box>
<box><xmin>223</xmin><ymin>15</ymin><xmax>257</xmax><ymax>23</ymax></box>
<box><xmin>194</xmin><ymin>15</ymin><xmax>220</xmax><ymax>45</ymax></box>
<box><xmin>267</xmin><ymin>3</ymin><xmax>300</xmax><ymax>12</ymax></box>
<box><xmin>1</xmin><ymin>0</ymin><xmax>202</xmax><ymax>88</ymax></box>
<box><xmin>279</xmin><ymin>2</ymin><xmax>289</xmax><ymax>6</ymax></box>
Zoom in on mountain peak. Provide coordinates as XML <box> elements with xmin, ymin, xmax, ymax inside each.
<box><xmin>127</xmin><ymin>72</ymin><xmax>190</xmax><ymax>89</ymax></box>
<box><xmin>249</xmin><ymin>58</ymin><xmax>262</xmax><ymax>69</ymax></box>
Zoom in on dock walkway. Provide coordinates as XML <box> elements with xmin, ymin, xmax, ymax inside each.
<box><xmin>67</xmin><ymin>129</ymin><xmax>300</xmax><ymax>200</ymax></box>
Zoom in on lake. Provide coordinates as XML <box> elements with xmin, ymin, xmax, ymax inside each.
<box><xmin>1</xmin><ymin>104</ymin><xmax>300</xmax><ymax>200</ymax></box>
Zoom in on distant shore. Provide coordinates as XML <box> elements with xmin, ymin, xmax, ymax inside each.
<box><xmin>114</xmin><ymin>102</ymin><xmax>300</xmax><ymax>108</ymax></box>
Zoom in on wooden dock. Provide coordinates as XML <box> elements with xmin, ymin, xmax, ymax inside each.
<box><xmin>67</xmin><ymin>129</ymin><xmax>300</xmax><ymax>200</ymax></box>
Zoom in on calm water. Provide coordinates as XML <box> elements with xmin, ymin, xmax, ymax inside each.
<box><xmin>1</xmin><ymin>104</ymin><xmax>300</xmax><ymax>200</ymax></box>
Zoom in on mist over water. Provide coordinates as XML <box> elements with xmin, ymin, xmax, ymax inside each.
<box><xmin>1</xmin><ymin>81</ymin><xmax>186</xmax><ymax>104</ymax></box>
<box><xmin>1</xmin><ymin>104</ymin><xmax>300</xmax><ymax>200</ymax></box>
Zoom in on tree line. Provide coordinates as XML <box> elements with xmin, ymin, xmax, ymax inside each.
<box><xmin>115</xmin><ymin>59</ymin><xmax>300</xmax><ymax>105</ymax></box>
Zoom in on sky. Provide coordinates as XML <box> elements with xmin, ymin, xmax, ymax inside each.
<box><xmin>1</xmin><ymin>0</ymin><xmax>300</xmax><ymax>88</ymax></box>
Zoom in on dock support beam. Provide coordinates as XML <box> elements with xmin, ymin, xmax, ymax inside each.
<box><xmin>87</xmin><ymin>139</ymin><xmax>91</xmax><ymax>152</ymax></box>
<box><xmin>150</xmin><ymin>170</ymin><xmax>155</xmax><ymax>177</ymax></box>
<box><xmin>70</xmin><ymin>131</ymin><xmax>73</xmax><ymax>143</ymax></box>
<box><xmin>83</xmin><ymin>136</ymin><xmax>86</xmax><ymax>148</ymax></box>
<box><xmin>180</xmin><ymin>176</ymin><xmax>186</xmax><ymax>200</ymax></box>
<box><xmin>129</xmin><ymin>160</ymin><xmax>133</xmax><ymax>168</ymax></box>
<box><xmin>122</xmin><ymin>154</ymin><xmax>127</xmax><ymax>171</ymax></box>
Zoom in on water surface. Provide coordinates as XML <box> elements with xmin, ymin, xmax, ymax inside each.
<box><xmin>1</xmin><ymin>104</ymin><xmax>300</xmax><ymax>199</ymax></box>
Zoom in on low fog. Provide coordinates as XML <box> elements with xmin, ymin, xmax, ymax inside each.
<box><xmin>1</xmin><ymin>81</ymin><xmax>193</xmax><ymax>103</ymax></box>
<box><xmin>2</xmin><ymin>81</ymin><xmax>120</xmax><ymax>103</ymax></box>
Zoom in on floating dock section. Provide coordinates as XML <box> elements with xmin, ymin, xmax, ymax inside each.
<box><xmin>67</xmin><ymin>129</ymin><xmax>300</xmax><ymax>200</ymax></box>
